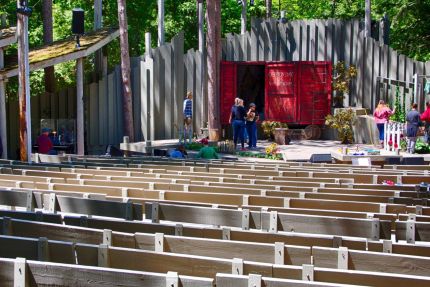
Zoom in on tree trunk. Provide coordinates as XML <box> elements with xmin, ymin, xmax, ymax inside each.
<box><xmin>42</xmin><ymin>0</ymin><xmax>55</xmax><ymax>96</ymax></box>
<box><xmin>266</xmin><ymin>0</ymin><xmax>272</xmax><ymax>18</ymax></box>
<box><xmin>117</xmin><ymin>0</ymin><xmax>135</xmax><ymax>142</ymax></box>
<box><xmin>207</xmin><ymin>0</ymin><xmax>221</xmax><ymax>141</ymax></box>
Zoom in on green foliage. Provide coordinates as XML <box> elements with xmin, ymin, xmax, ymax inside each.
<box><xmin>325</xmin><ymin>109</ymin><xmax>356</xmax><ymax>144</ymax></box>
<box><xmin>415</xmin><ymin>138</ymin><xmax>430</xmax><ymax>154</ymax></box>
<box><xmin>1</xmin><ymin>0</ymin><xmax>429</xmax><ymax>100</ymax></box>
<box><xmin>332</xmin><ymin>61</ymin><xmax>357</xmax><ymax>106</ymax></box>
<box><xmin>261</xmin><ymin>121</ymin><xmax>288</xmax><ymax>139</ymax></box>
<box><xmin>390</xmin><ymin>86</ymin><xmax>406</xmax><ymax>123</ymax></box>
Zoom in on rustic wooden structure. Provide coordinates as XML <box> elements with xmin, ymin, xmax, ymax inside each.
<box><xmin>0</xmin><ymin>28</ymin><xmax>119</xmax><ymax>158</ymax></box>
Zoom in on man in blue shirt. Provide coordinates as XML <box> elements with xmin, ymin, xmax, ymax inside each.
<box><xmin>183</xmin><ymin>92</ymin><xmax>193</xmax><ymax>144</ymax></box>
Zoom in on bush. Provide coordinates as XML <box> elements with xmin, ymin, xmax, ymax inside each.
<box><xmin>414</xmin><ymin>138</ymin><xmax>430</xmax><ymax>154</ymax></box>
<box><xmin>325</xmin><ymin>109</ymin><xmax>356</xmax><ymax>144</ymax></box>
<box><xmin>261</xmin><ymin>121</ymin><xmax>288</xmax><ymax>139</ymax></box>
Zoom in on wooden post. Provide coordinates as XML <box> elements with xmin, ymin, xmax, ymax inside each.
<box><xmin>158</xmin><ymin>0</ymin><xmax>165</xmax><ymax>47</ymax></box>
<box><xmin>117</xmin><ymin>0</ymin><xmax>135</xmax><ymax>142</ymax></box>
<box><xmin>241</xmin><ymin>0</ymin><xmax>247</xmax><ymax>35</ymax></box>
<box><xmin>365</xmin><ymin>0</ymin><xmax>371</xmax><ymax>38</ymax></box>
<box><xmin>0</xmin><ymin>48</ymin><xmax>7</xmax><ymax>159</ymax></box>
<box><xmin>17</xmin><ymin>0</ymin><xmax>32</xmax><ymax>163</ymax></box>
<box><xmin>207</xmin><ymin>0</ymin><xmax>221</xmax><ymax>141</ymax></box>
<box><xmin>76</xmin><ymin>58</ymin><xmax>85</xmax><ymax>155</ymax></box>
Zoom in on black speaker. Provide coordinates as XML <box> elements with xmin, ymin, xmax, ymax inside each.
<box><xmin>309</xmin><ymin>154</ymin><xmax>332</xmax><ymax>163</ymax></box>
<box><xmin>72</xmin><ymin>8</ymin><xmax>85</xmax><ymax>35</ymax></box>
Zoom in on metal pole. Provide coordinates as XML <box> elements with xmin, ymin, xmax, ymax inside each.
<box><xmin>76</xmin><ymin>58</ymin><xmax>85</xmax><ymax>155</ymax></box>
<box><xmin>158</xmin><ymin>0</ymin><xmax>165</xmax><ymax>46</ymax></box>
<box><xmin>365</xmin><ymin>0</ymin><xmax>371</xmax><ymax>38</ymax></box>
<box><xmin>198</xmin><ymin>1</ymin><xmax>206</xmax><ymax>129</ymax></box>
<box><xmin>94</xmin><ymin>0</ymin><xmax>105</xmax><ymax>77</ymax></box>
<box><xmin>17</xmin><ymin>0</ymin><xmax>32</xmax><ymax>162</ymax></box>
<box><xmin>241</xmin><ymin>0</ymin><xmax>247</xmax><ymax>35</ymax></box>
<box><xmin>198</xmin><ymin>0</ymin><xmax>204</xmax><ymax>52</ymax></box>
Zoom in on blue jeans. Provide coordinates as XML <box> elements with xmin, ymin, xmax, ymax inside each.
<box><xmin>232</xmin><ymin>120</ymin><xmax>245</xmax><ymax>148</ymax></box>
<box><xmin>246</xmin><ymin>121</ymin><xmax>257</xmax><ymax>148</ymax></box>
<box><xmin>376</xmin><ymin>123</ymin><xmax>385</xmax><ymax>141</ymax></box>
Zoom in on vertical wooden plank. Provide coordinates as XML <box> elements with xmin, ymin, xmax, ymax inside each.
<box><xmin>326</xmin><ymin>19</ymin><xmax>333</xmax><ymax>62</ymax></box>
<box><xmin>309</xmin><ymin>20</ymin><xmax>316</xmax><ymax>61</ymax></box>
<box><xmin>173</xmin><ymin>32</ymin><xmax>185</xmax><ymax>139</ymax></box>
<box><xmin>225</xmin><ymin>34</ymin><xmax>234</xmax><ymax>61</ymax></box>
<box><xmin>363</xmin><ymin>38</ymin><xmax>373</xmax><ymax>109</ymax></box>
<box><xmin>344</xmin><ymin>21</ymin><xmax>351</xmax><ymax>66</ymax></box>
<box><xmin>380</xmin><ymin>45</ymin><xmax>389</xmax><ymax>102</ymax></box>
<box><xmin>115</xmin><ymin>66</ymin><xmax>124</xmax><ymax>143</ymax></box>
<box><xmin>50</xmin><ymin>87</ymin><xmax>59</xmax><ymax>119</ymax></box>
<box><xmin>132</xmin><ymin>65</ymin><xmax>142</xmax><ymax>142</ymax></box>
<box><xmin>278</xmin><ymin>22</ymin><xmax>287</xmax><ymax>61</ymax></box>
<box><xmin>373</xmin><ymin>40</ymin><xmax>381</xmax><ymax>109</ymax></box>
<box><xmin>7</xmin><ymin>99</ymin><xmax>18</xmax><ymax>159</ymax></box>
<box><xmin>299</xmin><ymin>20</ymin><xmax>306</xmax><ymax>61</ymax></box>
<box><xmin>89</xmin><ymin>83</ymin><xmax>98</xmax><ymax>146</ymax></box>
<box><xmin>152</xmin><ymin>49</ymin><xmax>164</xmax><ymax>140</ymax></box>
<box><xmin>107</xmin><ymin>73</ymin><xmax>115</xmax><ymax>144</ymax></box>
<box><xmin>398</xmin><ymin>54</ymin><xmax>406</xmax><ymax>82</ymax></box>
<box><xmin>415</xmin><ymin>61</ymin><xmax>425</xmax><ymax>110</ymax></box>
<box><xmin>98</xmin><ymin>77</ymin><xmax>107</xmax><ymax>145</ymax></box>
<box><xmin>259</xmin><ymin>22</ymin><xmax>266</xmax><ymax>61</ymax></box>
<box><xmin>316</xmin><ymin>20</ymin><xmax>325</xmax><ymax>61</ymax></box>
<box><xmin>67</xmin><ymin>87</ymin><xmax>74</xmax><ymax>119</ymax></box>
<box><xmin>389</xmin><ymin>48</ymin><xmax>398</xmax><ymax>81</ymax></box>
<box><xmin>354</xmin><ymin>32</ymin><xmax>365</xmax><ymax>107</ymax></box>
<box><xmin>30</xmin><ymin>94</ymin><xmax>40</xmax><ymax>143</ymax></box>
<box><xmin>58</xmin><ymin>90</ymin><xmax>66</xmax><ymax>119</ymax></box>
<box><xmin>162</xmin><ymin>45</ymin><xmax>173</xmax><ymax>138</ymax></box>
<box><xmin>291</xmin><ymin>20</ymin><xmax>300</xmax><ymax>61</ymax></box>
<box><xmin>250</xmin><ymin>18</ymin><xmax>260</xmax><ymax>61</ymax></box>
<box><xmin>141</xmin><ymin>58</ymin><xmax>154</xmax><ymax>142</ymax></box>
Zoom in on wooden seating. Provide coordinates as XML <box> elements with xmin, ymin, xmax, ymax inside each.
<box><xmin>0</xmin><ymin>158</ymin><xmax>430</xmax><ymax>286</ymax></box>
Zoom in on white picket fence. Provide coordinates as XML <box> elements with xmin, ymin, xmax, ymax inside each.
<box><xmin>384</xmin><ymin>122</ymin><xmax>406</xmax><ymax>152</ymax></box>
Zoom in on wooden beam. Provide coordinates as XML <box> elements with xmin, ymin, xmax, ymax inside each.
<box><xmin>76</xmin><ymin>57</ymin><xmax>84</xmax><ymax>155</ymax></box>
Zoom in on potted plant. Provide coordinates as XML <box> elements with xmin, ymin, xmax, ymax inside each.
<box><xmin>325</xmin><ymin>109</ymin><xmax>356</xmax><ymax>144</ymax></box>
<box><xmin>261</xmin><ymin>121</ymin><xmax>288</xmax><ymax>141</ymax></box>
<box><xmin>333</xmin><ymin>61</ymin><xmax>357</xmax><ymax>108</ymax></box>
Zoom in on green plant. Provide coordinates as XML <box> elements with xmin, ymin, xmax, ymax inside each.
<box><xmin>400</xmin><ymin>137</ymin><xmax>407</xmax><ymax>151</ymax></box>
<box><xmin>415</xmin><ymin>138</ymin><xmax>430</xmax><ymax>154</ymax></box>
<box><xmin>261</xmin><ymin>121</ymin><xmax>288</xmax><ymax>139</ymax></box>
<box><xmin>325</xmin><ymin>109</ymin><xmax>356</xmax><ymax>144</ymax></box>
<box><xmin>332</xmin><ymin>61</ymin><xmax>357</xmax><ymax>107</ymax></box>
<box><xmin>390</xmin><ymin>85</ymin><xmax>407</xmax><ymax>123</ymax></box>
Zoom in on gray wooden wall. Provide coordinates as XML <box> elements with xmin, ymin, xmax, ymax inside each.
<box><xmin>140</xmin><ymin>32</ymin><xmax>208</xmax><ymax>141</ymax></box>
<box><xmin>6</xmin><ymin>18</ymin><xmax>429</xmax><ymax>158</ymax></box>
<box><xmin>223</xmin><ymin>18</ymin><xmax>430</xmax><ymax>111</ymax></box>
